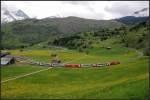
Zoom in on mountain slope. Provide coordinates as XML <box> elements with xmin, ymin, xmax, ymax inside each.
<box><xmin>116</xmin><ymin>16</ymin><xmax>149</xmax><ymax>25</ymax></box>
<box><xmin>1</xmin><ymin>16</ymin><xmax>124</xmax><ymax>49</ymax></box>
<box><xmin>48</xmin><ymin>18</ymin><xmax>149</xmax><ymax>55</ymax></box>
<box><xmin>1</xmin><ymin>15</ymin><xmax>149</xmax><ymax>50</ymax></box>
<box><xmin>124</xmin><ymin>19</ymin><xmax>149</xmax><ymax>55</ymax></box>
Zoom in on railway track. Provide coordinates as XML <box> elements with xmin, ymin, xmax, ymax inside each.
<box><xmin>14</xmin><ymin>56</ymin><xmax>112</xmax><ymax>68</ymax></box>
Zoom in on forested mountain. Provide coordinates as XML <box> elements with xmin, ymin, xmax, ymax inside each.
<box><xmin>116</xmin><ymin>16</ymin><xmax>149</xmax><ymax>25</ymax></box>
<box><xmin>49</xmin><ymin>18</ymin><xmax>149</xmax><ymax>55</ymax></box>
<box><xmin>1</xmin><ymin>16</ymin><xmax>124</xmax><ymax>48</ymax></box>
<box><xmin>1</xmin><ymin>16</ymin><xmax>149</xmax><ymax>56</ymax></box>
<box><xmin>124</xmin><ymin>19</ymin><xmax>149</xmax><ymax>55</ymax></box>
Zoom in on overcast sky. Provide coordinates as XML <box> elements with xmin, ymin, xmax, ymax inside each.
<box><xmin>2</xmin><ymin>1</ymin><xmax>149</xmax><ymax>20</ymax></box>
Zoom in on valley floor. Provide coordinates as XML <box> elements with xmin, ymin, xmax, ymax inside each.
<box><xmin>1</xmin><ymin>46</ymin><xmax>149</xmax><ymax>99</ymax></box>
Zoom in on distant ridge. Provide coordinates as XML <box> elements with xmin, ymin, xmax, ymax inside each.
<box><xmin>115</xmin><ymin>16</ymin><xmax>149</xmax><ymax>25</ymax></box>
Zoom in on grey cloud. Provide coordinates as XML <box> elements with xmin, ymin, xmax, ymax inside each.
<box><xmin>141</xmin><ymin>8</ymin><xmax>148</xmax><ymax>12</ymax></box>
<box><xmin>86</xmin><ymin>6</ymin><xmax>95</xmax><ymax>12</ymax></box>
<box><xmin>2</xmin><ymin>1</ymin><xmax>18</xmax><ymax>11</ymax></box>
<box><xmin>94</xmin><ymin>13</ymin><xmax>106</xmax><ymax>20</ymax></box>
<box><xmin>62</xmin><ymin>1</ymin><xmax>92</xmax><ymax>6</ymax></box>
<box><xmin>62</xmin><ymin>1</ymin><xmax>96</xmax><ymax>14</ymax></box>
<box><xmin>134</xmin><ymin>8</ymin><xmax>148</xmax><ymax>14</ymax></box>
<box><xmin>105</xmin><ymin>4</ymin><xmax>132</xmax><ymax>16</ymax></box>
<box><xmin>104</xmin><ymin>1</ymin><xmax>149</xmax><ymax>17</ymax></box>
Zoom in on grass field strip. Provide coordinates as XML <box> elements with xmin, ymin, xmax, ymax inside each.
<box><xmin>1</xmin><ymin>55</ymin><xmax>88</xmax><ymax>84</ymax></box>
<box><xmin>16</xmin><ymin>53</ymin><xmax>89</xmax><ymax>65</ymax></box>
<box><xmin>62</xmin><ymin>54</ymin><xmax>88</xmax><ymax>64</ymax></box>
<box><xmin>1</xmin><ymin>67</ymin><xmax>52</xmax><ymax>84</ymax></box>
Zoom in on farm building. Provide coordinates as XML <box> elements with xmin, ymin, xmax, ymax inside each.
<box><xmin>0</xmin><ymin>52</ymin><xmax>10</xmax><ymax>57</ymax></box>
<box><xmin>1</xmin><ymin>55</ymin><xmax>15</xmax><ymax>66</ymax></box>
<box><xmin>51</xmin><ymin>54</ymin><xmax>61</xmax><ymax>64</ymax></box>
<box><xmin>106</xmin><ymin>46</ymin><xmax>112</xmax><ymax>50</ymax></box>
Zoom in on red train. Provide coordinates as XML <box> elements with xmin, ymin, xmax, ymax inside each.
<box><xmin>62</xmin><ymin>61</ymin><xmax>120</xmax><ymax>68</ymax></box>
<box><xmin>64</xmin><ymin>64</ymin><xmax>81</xmax><ymax>68</ymax></box>
<box><xmin>110</xmin><ymin>61</ymin><xmax>120</xmax><ymax>65</ymax></box>
<box><xmin>38</xmin><ymin>61</ymin><xmax>120</xmax><ymax>68</ymax></box>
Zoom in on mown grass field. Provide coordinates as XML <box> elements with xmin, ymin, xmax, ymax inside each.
<box><xmin>1</xmin><ymin>39</ymin><xmax>149</xmax><ymax>99</ymax></box>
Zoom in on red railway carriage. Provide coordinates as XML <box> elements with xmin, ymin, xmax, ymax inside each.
<box><xmin>110</xmin><ymin>61</ymin><xmax>120</xmax><ymax>65</ymax></box>
<box><xmin>64</xmin><ymin>64</ymin><xmax>81</xmax><ymax>68</ymax></box>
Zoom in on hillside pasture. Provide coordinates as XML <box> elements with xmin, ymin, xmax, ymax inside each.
<box><xmin>1</xmin><ymin>46</ymin><xmax>149</xmax><ymax>99</ymax></box>
<box><xmin>1</xmin><ymin>57</ymin><xmax>149</xmax><ymax>99</ymax></box>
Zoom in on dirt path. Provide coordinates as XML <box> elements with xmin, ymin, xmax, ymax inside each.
<box><xmin>1</xmin><ymin>55</ymin><xmax>88</xmax><ymax>84</ymax></box>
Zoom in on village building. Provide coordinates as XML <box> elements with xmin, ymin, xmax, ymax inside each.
<box><xmin>51</xmin><ymin>54</ymin><xmax>61</xmax><ymax>64</ymax></box>
<box><xmin>1</xmin><ymin>54</ymin><xmax>15</xmax><ymax>66</ymax></box>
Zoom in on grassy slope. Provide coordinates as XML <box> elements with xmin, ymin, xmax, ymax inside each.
<box><xmin>1</xmin><ymin>38</ymin><xmax>149</xmax><ymax>99</ymax></box>
<box><xmin>4</xmin><ymin>38</ymin><xmax>138</xmax><ymax>64</ymax></box>
<box><xmin>1</xmin><ymin>57</ymin><xmax>149</xmax><ymax>99</ymax></box>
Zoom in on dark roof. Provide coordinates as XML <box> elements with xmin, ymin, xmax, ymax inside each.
<box><xmin>0</xmin><ymin>52</ymin><xmax>10</xmax><ymax>58</ymax></box>
<box><xmin>3</xmin><ymin>55</ymin><xmax>14</xmax><ymax>59</ymax></box>
<box><xmin>1</xmin><ymin>53</ymin><xmax>7</xmax><ymax>58</ymax></box>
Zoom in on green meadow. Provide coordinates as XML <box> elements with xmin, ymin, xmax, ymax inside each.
<box><xmin>1</xmin><ymin>2</ymin><xmax>149</xmax><ymax>99</ymax></box>
<box><xmin>1</xmin><ymin>38</ymin><xmax>149</xmax><ymax>99</ymax></box>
